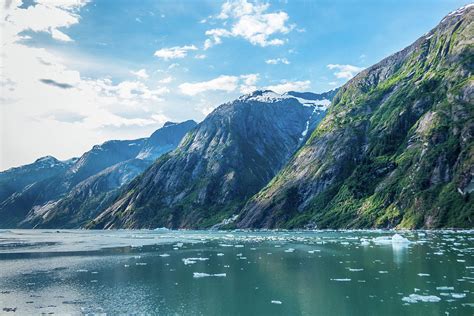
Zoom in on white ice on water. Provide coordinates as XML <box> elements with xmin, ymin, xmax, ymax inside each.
<box><xmin>182</xmin><ymin>257</ymin><xmax>209</xmax><ymax>265</ymax></box>
<box><xmin>402</xmin><ymin>294</ymin><xmax>441</xmax><ymax>303</ymax></box>
<box><xmin>193</xmin><ymin>272</ymin><xmax>226</xmax><ymax>278</ymax></box>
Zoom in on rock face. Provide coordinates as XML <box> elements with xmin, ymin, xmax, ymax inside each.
<box><xmin>237</xmin><ymin>6</ymin><xmax>473</xmax><ymax>229</ymax></box>
<box><xmin>0</xmin><ymin>120</ymin><xmax>197</xmax><ymax>228</ymax></box>
<box><xmin>90</xmin><ymin>90</ymin><xmax>331</xmax><ymax>229</ymax></box>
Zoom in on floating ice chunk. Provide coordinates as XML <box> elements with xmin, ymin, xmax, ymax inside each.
<box><xmin>285</xmin><ymin>248</ymin><xmax>295</xmax><ymax>253</ymax></box>
<box><xmin>372</xmin><ymin>236</ymin><xmax>392</xmax><ymax>245</ymax></box>
<box><xmin>372</xmin><ymin>234</ymin><xmax>410</xmax><ymax>245</ymax></box>
<box><xmin>418</xmin><ymin>273</ymin><xmax>430</xmax><ymax>277</ymax></box>
<box><xmin>436</xmin><ymin>286</ymin><xmax>454</xmax><ymax>290</ymax></box>
<box><xmin>331</xmin><ymin>278</ymin><xmax>351</xmax><ymax>282</ymax></box>
<box><xmin>193</xmin><ymin>272</ymin><xmax>226</xmax><ymax>278</ymax></box>
<box><xmin>124</xmin><ymin>264</ymin><xmax>130</xmax><ymax>267</ymax></box>
<box><xmin>154</xmin><ymin>227</ymin><xmax>170</xmax><ymax>231</ymax></box>
<box><xmin>160</xmin><ymin>254</ymin><xmax>170</xmax><ymax>257</ymax></box>
<box><xmin>271</xmin><ymin>300</ymin><xmax>282</xmax><ymax>305</ymax></box>
<box><xmin>182</xmin><ymin>257</ymin><xmax>209</xmax><ymax>265</ymax></box>
<box><xmin>220</xmin><ymin>244</ymin><xmax>233</xmax><ymax>247</ymax></box>
<box><xmin>451</xmin><ymin>293</ymin><xmax>466</xmax><ymax>298</ymax></box>
<box><xmin>348</xmin><ymin>268</ymin><xmax>364</xmax><ymax>272</ymax></box>
<box><xmin>361</xmin><ymin>239</ymin><xmax>370</xmax><ymax>246</ymax></box>
<box><xmin>76</xmin><ymin>269</ymin><xmax>88</xmax><ymax>273</ymax></box>
<box><xmin>392</xmin><ymin>234</ymin><xmax>410</xmax><ymax>244</ymax></box>
<box><xmin>217</xmin><ymin>253</ymin><xmax>224</xmax><ymax>256</ymax></box>
<box><xmin>402</xmin><ymin>294</ymin><xmax>441</xmax><ymax>303</ymax></box>
<box><xmin>378</xmin><ymin>271</ymin><xmax>388</xmax><ymax>274</ymax></box>
<box><xmin>136</xmin><ymin>262</ymin><xmax>147</xmax><ymax>266</ymax></box>
<box><xmin>234</xmin><ymin>245</ymin><xmax>244</xmax><ymax>248</ymax></box>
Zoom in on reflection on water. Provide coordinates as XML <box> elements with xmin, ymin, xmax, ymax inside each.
<box><xmin>392</xmin><ymin>242</ymin><xmax>409</xmax><ymax>265</ymax></box>
<box><xmin>0</xmin><ymin>229</ymin><xmax>472</xmax><ymax>315</ymax></box>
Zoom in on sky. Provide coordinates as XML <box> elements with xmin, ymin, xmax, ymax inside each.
<box><xmin>0</xmin><ymin>0</ymin><xmax>469</xmax><ymax>170</ymax></box>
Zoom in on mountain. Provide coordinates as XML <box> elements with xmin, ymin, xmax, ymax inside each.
<box><xmin>0</xmin><ymin>120</ymin><xmax>197</xmax><ymax>228</ymax></box>
<box><xmin>89</xmin><ymin>90</ymin><xmax>334</xmax><ymax>229</ymax></box>
<box><xmin>0</xmin><ymin>156</ymin><xmax>76</xmax><ymax>204</ymax></box>
<box><xmin>237</xmin><ymin>5</ymin><xmax>473</xmax><ymax>229</ymax></box>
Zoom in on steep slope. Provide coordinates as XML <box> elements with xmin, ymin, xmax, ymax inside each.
<box><xmin>90</xmin><ymin>90</ymin><xmax>332</xmax><ymax>229</ymax></box>
<box><xmin>137</xmin><ymin>120</ymin><xmax>198</xmax><ymax>160</ymax></box>
<box><xmin>238</xmin><ymin>5</ymin><xmax>473</xmax><ymax>229</ymax></box>
<box><xmin>20</xmin><ymin>159</ymin><xmax>150</xmax><ymax>228</ymax></box>
<box><xmin>0</xmin><ymin>120</ymin><xmax>197</xmax><ymax>228</ymax></box>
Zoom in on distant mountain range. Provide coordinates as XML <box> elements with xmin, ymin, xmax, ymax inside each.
<box><xmin>1</xmin><ymin>5</ymin><xmax>472</xmax><ymax>229</ymax></box>
<box><xmin>0</xmin><ymin>120</ymin><xmax>197</xmax><ymax>228</ymax></box>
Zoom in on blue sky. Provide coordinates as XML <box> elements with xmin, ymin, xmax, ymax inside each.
<box><xmin>1</xmin><ymin>0</ymin><xmax>469</xmax><ymax>169</ymax></box>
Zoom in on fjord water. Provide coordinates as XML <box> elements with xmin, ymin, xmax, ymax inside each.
<box><xmin>0</xmin><ymin>230</ymin><xmax>472</xmax><ymax>315</ymax></box>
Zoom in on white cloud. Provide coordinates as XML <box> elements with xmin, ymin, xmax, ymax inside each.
<box><xmin>158</xmin><ymin>76</ymin><xmax>174</xmax><ymax>84</ymax></box>
<box><xmin>2</xmin><ymin>0</ymin><xmax>86</xmax><ymax>43</ymax></box>
<box><xmin>51</xmin><ymin>29</ymin><xmax>74</xmax><ymax>42</ymax></box>
<box><xmin>130</xmin><ymin>68</ymin><xmax>149</xmax><ymax>79</ymax></box>
<box><xmin>179</xmin><ymin>73</ymin><xmax>260</xmax><ymax>96</ymax></box>
<box><xmin>1</xmin><ymin>1</ymin><xmax>172</xmax><ymax>169</ymax></box>
<box><xmin>265</xmin><ymin>58</ymin><xmax>290</xmax><ymax>65</ymax></box>
<box><xmin>179</xmin><ymin>75</ymin><xmax>240</xmax><ymax>96</ymax></box>
<box><xmin>154</xmin><ymin>45</ymin><xmax>198</xmax><ymax>60</ymax></box>
<box><xmin>239</xmin><ymin>73</ymin><xmax>259</xmax><ymax>93</ymax></box>
<box><xmin>204</xmin><ymin>0</ymin><xmax>293</xmax><ymax>49</ymax></box>
<box><xmin>327</xmin><ymin>64</ymin><xmax>364</xmax><ymax>80</ymax></box>
<box><xmin>265</xmin><ymin>80</ymin><xmax>311</xmax><ymax>94</ymax></box>
<box><xmin>194</xmin><ymin>54</ymin><xmax>207</xmax><ymax>59</ymax></box>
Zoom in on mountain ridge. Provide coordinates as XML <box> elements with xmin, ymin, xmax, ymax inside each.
<box><xmin>236</xmin><ymin>5</ymin><xmax>473</xmax><ymax>229</ymax></box>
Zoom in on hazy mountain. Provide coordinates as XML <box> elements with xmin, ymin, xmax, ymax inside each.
<box><xmin>0</xmin><ymin>120</ymin><xmax>197</xmax><ymax>228</ymax></box>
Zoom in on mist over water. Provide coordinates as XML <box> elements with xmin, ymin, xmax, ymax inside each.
<box><xmin>0</xmin><ymin>230</ymin><xmax>472</xmax><ymax>315</ymax></box>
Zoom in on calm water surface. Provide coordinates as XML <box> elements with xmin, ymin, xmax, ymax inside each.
<box><xmin>0</xmin><ymin>229</ymin><xmax>472</xmax><ymax>315</ymax></box>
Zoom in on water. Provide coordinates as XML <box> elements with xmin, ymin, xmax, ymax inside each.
<box><xmin>0</xmin><ymin>230</ymin><xmax>472</xmax><ymax>315</ymax></box>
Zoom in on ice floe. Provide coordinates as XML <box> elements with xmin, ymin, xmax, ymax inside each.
<box><xmin>331</xmin><ymin>278</ymin><xmax>351</xmax><ymax>282</ymax></box>
<box><xmin>402</xmin><ymin>294</ymin><xmax>441</xmax><ymax>303</ymax></box>
<box><xmin>182</xmin><ymin>257</ymin><xmax>209</xmax><ymax>265</ymax></box>
<box><xmin>193</xmin><ymin>272</ymin><xmax>226</xmax><ymax>278</ymax></box>
<box><xmin>271</xmin><ymin>300</ymin><xmax>282</xmax><ymax>305</ymax></box>
<box><xmin>451</xmin><ymin>293</ymin><xmax>466</xmax><ymax>298</ymax></box>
